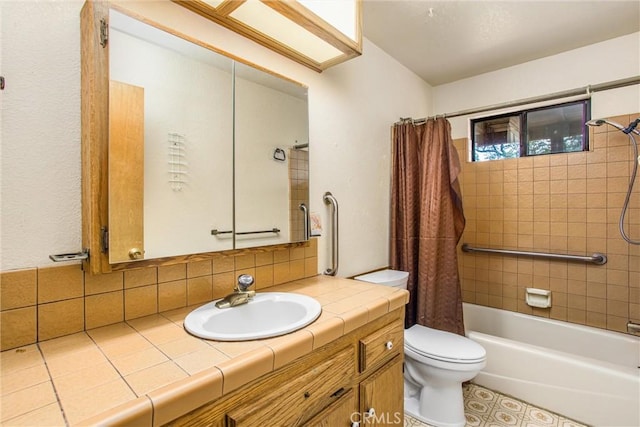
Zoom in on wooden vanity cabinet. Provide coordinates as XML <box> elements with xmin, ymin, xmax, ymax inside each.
<box><xmin>307</xmin><ymin>355</ymin><xmax>403</xmax><ymax>427</ymax></box>
<box><xmin>166</xmin><ymin>308</ymin><xmax>405</xmax><ymax>427</ymax></box>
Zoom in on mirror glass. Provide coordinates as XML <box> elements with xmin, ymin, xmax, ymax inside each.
<box><xmin>234</xmin><ymin>62</ymin><xmax>309</xmax><ymax>249</ymax></box>
<box><xmin>108</xmin><ymin>9</ymin><xmax>309</xmax><ymax>263</ymax></box>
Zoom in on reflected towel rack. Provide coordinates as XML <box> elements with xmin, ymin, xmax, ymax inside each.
<box><xmin>461</xmin><ymin>244</ymin><xmax>607</xmax><ymax>265</ymax></box>
<box><xmin>323</xmin><ymin>192</ymin><xmax>339</xmax><ymax>276</ymax></box>
<box><xmin>168</xmin><ymin>132</ymin><xmax>187</xmax><ymax>191</ymax></box>
<box><xmin>211</xmin><ymin>228</ymin><xmax>280</xmax><ymax>236</ymax></box>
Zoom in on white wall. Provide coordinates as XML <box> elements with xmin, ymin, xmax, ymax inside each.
<box><xmin>1</xmin><ymin>0</ymin><xmax>84</xmax><ymax>271</ymax></box>
<box><xmin>307</xmin><ymin>47</ymin><xmax>432</xmax><ymax>276</ymax></box>
<box><xmin>433</xmin><ymin>32</ymin><xmax>640</xmax><ymax>139</ymax></box>
<box><xmin>0</xmin><ymin>1</ymin><xmax>432</xmax><ymax>277</ymax></box>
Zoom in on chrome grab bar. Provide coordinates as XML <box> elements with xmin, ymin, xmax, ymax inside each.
<box><xmin>461</xmin><ymin>244</ymin><xmax>607</xmax><ymax>265</ymax></box>
<box><xmin>323</xmin><ymin>192</ymin><xmax>339</xmax><ymax>276</ymax></box>
<box><xmin>211</xmin><ymin>228</ymin><xmax>280</xmax><ymax>236</ymax></box>
<box><xmin>299</xmin><ymin>203</ymin><xmax>310</xmax><ymax>241</ymax></box>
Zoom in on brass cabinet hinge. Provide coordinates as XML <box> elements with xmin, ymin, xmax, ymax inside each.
<box><xmin>101</xmin><ymin>226</ymin><xmax>109</xmax><ymax>253</ymax></box>
<box><xmin>99</xmin><ymin>18</ymin><xmax>108</xmax><ymax>47</ymax></box>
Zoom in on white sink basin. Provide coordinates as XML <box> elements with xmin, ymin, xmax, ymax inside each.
<box><xmin>183</xmin><ymin>292</ymin><xmax>322</xmax><ymax>341</ymax></box>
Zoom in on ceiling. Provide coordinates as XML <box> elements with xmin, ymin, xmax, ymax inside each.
<box><xmin>362</xmin><ymin>1</ymin><xmax>640</xmax><ymax>86</ymax></box>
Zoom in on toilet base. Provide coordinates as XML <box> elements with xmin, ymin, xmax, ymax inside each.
<box><xmin>404</xmin><ymin>395</ymin><xmax>465</xmax><ymax>427</ymax></box>
<box><xmin>403</xmin><ymin>375</ymin><xmax>467</xmax><ymax>427</ymax></box>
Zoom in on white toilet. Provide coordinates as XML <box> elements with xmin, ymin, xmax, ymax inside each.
<box><xmin>354</xmin><ymin>269</ymin><xmax>486</xmax><ymax>427</ymax></box>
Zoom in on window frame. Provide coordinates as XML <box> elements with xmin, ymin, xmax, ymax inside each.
<box><xmin>470</xmin><ymin>99</ymin><xmax>591</xmax><ymax>162</ymax></box>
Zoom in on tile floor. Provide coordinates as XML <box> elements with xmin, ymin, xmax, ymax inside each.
<box><xmin>404</xmin><ymin>383</ymin><xmax>588</xmax><ymax>427</ymax></box>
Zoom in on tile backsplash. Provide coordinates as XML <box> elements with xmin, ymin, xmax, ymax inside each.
<box><xmin>456</xmin><ymin>113</ymin><xmax>639</xmax><ymax>334</ymax></box>
<box><xmin>0</xmin><ymin>240</ymin><xmax>318</xmax><ymax>351</ymax></box>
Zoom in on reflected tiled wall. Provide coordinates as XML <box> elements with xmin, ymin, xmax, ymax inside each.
<box><xmin>456</xmin><ymin>113</ymin><xmax>639</xmax><ymax>334</ymax></box>
<box><xmin>289</xmin><ymin>148</ymin><xmax>309</xmax><ymax>242</ymax></box>
<box><xmin>0</xmin><ymin>240</ymin><xmax>318</xmax><ymax>350</ymax></box>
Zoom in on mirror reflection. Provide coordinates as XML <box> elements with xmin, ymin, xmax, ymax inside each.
<box><xmin>234</xmin><ymin>62</ymin><xmax>309</xmax><ymax>249</ymax></box>
<box><xmin>108</xmin><ymin>9</ymin><xmax>309</xmax><ymax>263</ymax></box>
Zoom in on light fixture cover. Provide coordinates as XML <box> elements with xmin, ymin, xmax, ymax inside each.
<box><xmin>173</xmin><ymin>0</ymin><xmax>362</xmax><ymax>72</ymax></box>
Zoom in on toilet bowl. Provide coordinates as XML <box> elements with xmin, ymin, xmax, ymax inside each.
<box><xmin>354</xmin><ymin>269</ymin><xmax>486</xmax><ymax>427</ymax></box>
<box><xmin>404</xmin><ymin>324</ymin><xmax>486</xmax><ymax>427</ymax></box>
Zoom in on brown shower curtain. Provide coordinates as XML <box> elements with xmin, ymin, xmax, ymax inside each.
<box><xmin>390</xmin><ymin>118</ymin><xmax>466</xmax><ymax>335</ymax></box>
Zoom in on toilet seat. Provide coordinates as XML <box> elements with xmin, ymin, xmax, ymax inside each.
<box><xmin>405</xmin><ymin>324</ymin><xmax>486</xmax><ymax>364</ymax></box>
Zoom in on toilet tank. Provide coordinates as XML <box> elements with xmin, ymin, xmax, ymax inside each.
<box><xmin>354</xmin><ymin>269</ymin><xmax>409</xmax><ymax>289</ymax></box>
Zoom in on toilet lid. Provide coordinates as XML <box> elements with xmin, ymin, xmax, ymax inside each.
<box><xmin>405</xmin><ymin>324</ymin><xmax>486</xmax><ymax>363</ymax></box>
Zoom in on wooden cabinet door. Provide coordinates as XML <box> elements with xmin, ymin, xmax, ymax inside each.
<box><xmin>359</xmin><ymin>356</ymin><xmax>404</xmax><ymax>426</ymax></box>
<box><xmin>226</xmin><ymin>347</ymin><xmax>355</xmax><ymax>426</ymax></box>
<box><xmin>304</xmin><ymin>388</ymin><xmax>358</xmax><ymax>427</ymax></box>
<box><xmin>108</xmin><ymin>80</ymin><xmax>144</xmax><ymax>263</ymax></box>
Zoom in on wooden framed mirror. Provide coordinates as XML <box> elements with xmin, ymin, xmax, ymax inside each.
<box><xmin>81</xmin><ymin>1</ymin><xmax>309</xmax><ymax>274</ymax></box>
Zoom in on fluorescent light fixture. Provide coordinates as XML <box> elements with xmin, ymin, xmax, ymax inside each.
<box><xmin>231</xmin><ymin>1</ymin><xmax>343</xmax><ymax>63</ymax></box>
<box><xmin>173</xmin><ymin>0</ymin><xmax>362</xmax><ymax>72</ymax></box>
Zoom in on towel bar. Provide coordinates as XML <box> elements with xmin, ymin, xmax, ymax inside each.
<box><xmin>211</xmin><ymin>228</ymin><xmax>280</xmax><ymax>236</ymax></box>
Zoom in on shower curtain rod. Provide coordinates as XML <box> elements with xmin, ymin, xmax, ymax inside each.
<box><xmin>399</xmin><ymin>75</ymin><xmax>640</xmax><ymax>125</ymax></box>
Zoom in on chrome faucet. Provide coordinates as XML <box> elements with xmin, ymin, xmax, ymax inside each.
<box><xmin>215</xmin><ymin>274</ymin><xmax>255</xmax><ymax>308</ymax></box>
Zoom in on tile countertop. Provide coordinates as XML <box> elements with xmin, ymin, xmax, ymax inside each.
<box><xmin>0</xmin><ymin>275</ymin><xmax>409</xmax><ymax>426</ymax></box>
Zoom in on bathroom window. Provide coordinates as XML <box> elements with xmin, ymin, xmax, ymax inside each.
<box><xmin>471</xmin><ymin>100</ymin><xmax>590</xmax><ymax>161</ymax></box>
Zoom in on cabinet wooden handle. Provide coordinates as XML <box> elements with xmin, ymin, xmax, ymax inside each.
<box><xmin>385</xmin><ymin>341</ymin><xmax>393</xmax><ymax>350</ymax></box>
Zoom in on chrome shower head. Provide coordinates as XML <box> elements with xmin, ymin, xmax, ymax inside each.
<box><xmin>586</xmin><ymin>118</ymin><xmax>640</xmax><ymax>135</ymax></box>
<box><xmin>586</xmin><ymin>118</ymin><xmax>625</xmax><ymax>131</ymax></box>
<box><xmin>585</xmin><ymin>118</ymin><xmax>605</xmax><ymax>127</ymax></box>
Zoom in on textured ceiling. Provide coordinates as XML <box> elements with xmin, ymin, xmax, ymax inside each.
<box><xmin>362</xmin><ymin>1</ymin><xmax>640</xmax><ymax>86</ymax></box>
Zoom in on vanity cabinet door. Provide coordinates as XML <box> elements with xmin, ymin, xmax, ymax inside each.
<box><xmin>226</xmin><ymin>347</ymin><xmax>355</xmax><ymax>426</ymax></box>
<box><xmin>359</xmin><ymin>355</ymin><xmax>404</xmax><ymax>426</ymax></box>
<box><xmin>304</xmin><ymin>388</ymin><xmax>358</xmax><ymax>427</ymax></box>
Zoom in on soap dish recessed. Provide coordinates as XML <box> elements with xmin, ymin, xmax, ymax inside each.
<box><xmin>525</xmin><ymin>288</ymin><xmax>551</xmax><ymax>308</ymax></box>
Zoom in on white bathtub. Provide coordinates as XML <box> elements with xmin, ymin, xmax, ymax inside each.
<box><xmin>463</xmin><ymin>303</ymin><xmax>640</xmax><ymax>427</ymax></box>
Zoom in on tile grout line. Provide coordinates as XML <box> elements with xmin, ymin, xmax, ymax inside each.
<box><xmin>35</xmin><ymin>343</ymin><xmax>71</xmax><ymax>427</ymax></box>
